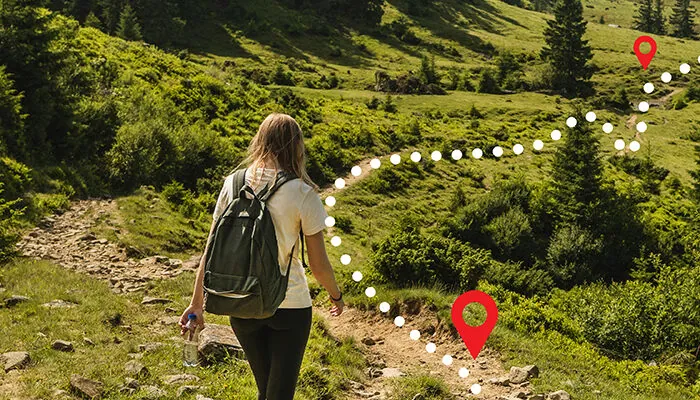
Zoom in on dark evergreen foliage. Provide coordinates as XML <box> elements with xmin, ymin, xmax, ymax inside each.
<box><xmin>669</xmin><ymin>0</ymin><xmax>698</xmax><ymax>38</ymax></box>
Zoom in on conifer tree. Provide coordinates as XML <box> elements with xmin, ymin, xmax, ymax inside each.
<box><xmin>652</xmin><ymin>0</ymin><xmax>666</xmax><ymax>34</ymax></box>
<box><xmin>634</xmin><ymin>0</ymin><xmax>655</xmax><ymax>32</ymax></box>
<box><xmin>540</xmin><ymin>0</ymin><xmax>593</xmax><ymax>97</ymax></box>
<box><xmin>84</xmin><ymin>11</ymin><xmax>101</xmax><ymax>28</ymax></box>
<box><xmin>419</xmin><ymin>55</ymin><xmax>437</xmax><ymax>85</ymax></box>
<box><xmin>116</xmin><ymin>4</ymin><xmax>142</xmax><ymax>41</ymax></box>
<box><xmin>691</xmin><ymin>144</ymin><xmax>700</xmax><ymax>202</ymax></box>
<box><xmin>669</xmin><ymin>0</ymin><xmax>698</xmax><ymax>38</ymax></box>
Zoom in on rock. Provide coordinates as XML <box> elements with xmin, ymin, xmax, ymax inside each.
<box><xmin>125</xmin><ymin>360</ymin><xmax>149</xmax><ymax>378</ymax></box>
<box><xmin>509</xmin><ymin>366</ymin><xmax>530</xmax><ymax>384</ymax></box>
<box><xmin>361</xmin><ymin>337</ymin><xmax>376</xmax><ymax>346</ymax></box>
<box><xmin>154</xmin><ymin>255</ymin><xmax>169</xmax><ymax>264</ymax></box>
<box><xmin>1</xmin><ymin>351</ymin><xmax>31</xmax><ymax>372</ymax></box>
<box><xmin>70</xmin><ymin>374</ymin><xmax>104</xmax><ymax>399</ymax></box>
<box><xmin>141</xmin><ymin>385</ymin><xmax>166</xmax><ymax>399</ymax></box>
<box><xmin>177</xmin><ymin>385</ymin><xmax>201</xmax><ymax>397</ymax></box>
<box><xmin>488</xmin><ymin>376</ymin><xmax>511</xmax><ymax>386</ymax></box>
<box><xmin>196</xmin><ymin>395</ymin><xmax>214</xmax><ymax>400</ymax></box>
<box><xmin>52</xmin><ymin>340</ymin><xmax>74</xmax><ymax>352</ymax></box>
<box><xmin>380</xmin><ymin>368</ymin><xmax>405</xmax><ymax>378</ymax></box>
<box><xmin>42</xmin><ymin>299</ymin><xmax>78</xmax><ymax>308</ymax></box>
<box><xmin>125</xmin><ymin>378</ymin><xmax>140</xmax><ymax>389</ymax></box>
<box><xmin>546</xmin><ymin>391</ymin><xmax>571</xmax><ymax>400</ymax></box>
<box><xmin>411</xmin><ymin>394</ymin><xmax>425</xmax><ymax>400</ymax></box>
<box><xmin>523</xmin><ymin>364</ymin><xmax>539</xmax><ymax>379</ymax></box>
<box><xmin>139</xmin><ymin>342</ymin><xmax>164</xmax><ymax>353</ymax></box>
<box><xmin>198</xmin><ymin>324</ymin><xmax>244</xmax><ymax>363</ymax></box>
<box><xmin>168</xmin><ymin>258</ymin><xmax>183</xmax><ymax>268</ymax></box>
<box><xmin>164</xmin><ymin>307</ymin><xmax>177</xmax><ymax>313</ymax></box>
<box><xmin>4</xmin><ymin>295</ymin><xmax>30</xmax><ymax>307</ymax></box>
<box><xmin>163</xmin><ymin>374</ymin><xmax>200</xmax><ymax>385</ymax></box>
<box><xmin>142</xmin><ymin>296</ymin><xmax>171</xmax><ymax>305</ymax></box>
<box><xmin>513</xmin><ymin>390</ymin><xmax>530</xmax><ymax>399</ymax></box>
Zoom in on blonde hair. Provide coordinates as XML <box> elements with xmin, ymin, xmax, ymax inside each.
<box><xmin>234</xmin><ymin>113</ymin><xmax>318</xmax><ymax>190</ymax></box>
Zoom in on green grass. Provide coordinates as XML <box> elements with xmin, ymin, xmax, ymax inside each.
<box><xmin>0</xmin><ymin>259</ymin><xmax>367</xmax><ymax>400</ymax></box>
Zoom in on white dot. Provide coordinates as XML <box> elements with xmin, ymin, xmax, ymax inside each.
<box><xmin>352</xmin><ymin>271</ymin><xmax>363</xmax><ymax>282</ymax></box>
<box><xmin>431</xmin><ymin>151</ymin><xmax>442</xmax><ymax>161</ymax></box>
<box><xmin>566</xmin><ymin>117</ymin><xmax>577</xmax><ymax>128</ymax></box>
<box><xmin>394</xmin><ymin>316</ymin><xmax>405</xmax><ymax>327</ymax></box>
<box><xmin>410</xmin><ymin>151</ymin><xmax>422</xmax><ymax>162</ymax></box>
<box><xmin>644</xmin><ymin>82</ymin><xmax>654</xmax><ymax>94</ymax></box>
<box><xmin>533</xmin><ymin>140</ymin><xmax>544</xmax><ymax>151</ymax></box>
<box><xmin>586</xmin><ymin>112</ymin><xmax>597</xmax><ymax>122</ymax></box>
<box><xmin>351</xmin><ymin>166</ymin><xmax>362</xmax><ymax>177</ymax></box>
<box><xmin>459</xmin><ymin>367</ymin><xmax>470</xmax><ymax>378</ymax></box>
<box><xmin>451</xmin><ymin>149</ymin><xmax>463</xmax><ymax>160</ymax></box>
<box><xmin>603</xmin><ymin>123</ymin><xmax>614</xmax><ymax>134</ymax></box>
<box><xmin>492</xmin><ymin>146</ymin><xmax>503</xmax><ymax>157</ymax></box>
<box><xmin>551</xmin><ymin>130</ymin><xmax>562</xmax><ymax>141</ymax></box>
<box><xmin>324</xmin><ymin>216</ymin><xmax>336</xmax><ymax>227</ymax></box>
<box><xmin>365</xmin><ymin>287</ymin><xmax>376</xmax><ymax>298</ymax></box>
<box><xmin>442</xmin><ymin>354</ymin><xmax>453</xmax><ymax>366</ymax></box>
<box><xmin>513</xmin><ymin>144</ymin><xmax>524</xmax><ymax>155</ymax></box>
<box><xmin>680</xmin><ymin>63</ymin><xmax>691</xmax><ymax>74</ymax></box>
<box><xmin>472</xmin><ymin>148</ymin><xmax>483</xmax><ymax>159</ymax></box>
<box><xmin>325</xmin><ymin>196</ymin><xmax>336</xmax><ymax>207</ymax></box>
<box><xmin>330</xmin><ymin>236</ymin><xmax>342</xmax><ymax>247</ymax></box>
<box><xmin>638</xmin><ymin>101</ymin><xmax>649</xmax><ymax>112</ymax></box>
<box><xmin>390</xmin><ymin>154</ymin><xmax>401</xmax><ymax>165</ymax></box>
<box><xmin>636</xmin><ymin>121</ymin><xmax>648</xmax><ymax>133</ymax></box>
<box><xmin>470</xmin><ymin>384</ymin><xmax>482</xmax><ymax>395</ymax></box>
<box><xmin>698</xmin><ymin>55</ymin><xmax>700</xmax><ymax>64</ymax></box>
<box><xmin>379</xmin><ymin>302</ymin><xmax>390</xmax><ymax>313</ymax></box>
<box><xmin>425</xmin><ymin>342</ymin><xmax>436</xmax><ymax>353</ymax></box>
<box><xmin>630</xmin><ymin>140</ymin><xmax>641</xmax><ymax>152</ymax></box>
<box><xmin>409</xmin><ymin>330</ymin><xmax>420</xmax><ymax>340</ymax></box>
<box><xmin>661</xmin><ymin>72</ymin><xmax>672</xmax><ymax>83</ymax></box>
<box><xmin>334</xmin><ymin>178</ymin><xmax>346</xmax><ymax>189</ymax></box>
<box><xmin>340</xmin><ymin>254</ymin><xmax>351</xmax><ymax>265</ymax></box>
<box><xmin>614</xmin><ymin>139</ymin><xmax>626</xmax><ymax>151</ymax></box>
<box><xmin>370</xmin><ymin>158</ymin><xmax>381</xmax><ymax>169</ymax></box>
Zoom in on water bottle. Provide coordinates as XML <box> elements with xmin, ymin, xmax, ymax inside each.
<box><xmin>183</xmin><ymin>313</ymin><xmax>200</xmax><ymax>367</ymax></box>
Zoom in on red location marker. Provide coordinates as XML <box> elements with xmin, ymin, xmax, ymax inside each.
<box><xmin>634</xmin><ymin>36</ymin><xmax>657</xmax><ymax>70</ymax></box>
<box><xmin>451</xmin><ymin>290</ymin><xmax>498</xmax><ymax>360</ymax></box>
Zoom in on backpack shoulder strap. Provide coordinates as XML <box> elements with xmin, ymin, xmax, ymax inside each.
<box><xmin>228</xmin><ymin>168</ymin><xmax>247</xmax><ymax>200</ymax></box>
<box><xmin>260</xmin><ymin>170</ymin><xmax>298</xmax><ymax>202</ymax></box>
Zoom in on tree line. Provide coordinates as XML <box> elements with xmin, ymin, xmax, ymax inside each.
<box><xmin>634</xmin><ymin>0</ymin><xmax>698</xmax><ymax>38</ymax></box>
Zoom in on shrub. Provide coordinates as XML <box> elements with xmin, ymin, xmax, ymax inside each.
<box><xmin>0</xmin><ymin>183</ymin><xmax>23</xmax><ymax>262</ymax></box>
<box><xmin>0</xmin><ymin>157</ymin><xmax>32</xmax><ymax>200</ymax></box>
<box><xmin>382</xmin><ymin>94</ymin><xmax>397</xmax><ymax>113</ymax></box>
<box><xmin>363</xmin><ymin>167</ymin><xmax>408</xmax><ymax>194</ymax></box>
<box><xmin>271</xmin><ymin>64</ymin><xmax>295</xmax><ymax>86</ymax></box>
<box><xmin>334</xmin><ymin>215</ymin><xmax>354</xmax><ymax>233</ymax></box>
<box><xmin>546</xmin><ymin>224</ymin><xmax>603</xmax><ymax>288</ymax></box>
<box><xmin>477</xmin><ymin>69</ymin><xmax>500</xmax><ymax>94</ymax></box>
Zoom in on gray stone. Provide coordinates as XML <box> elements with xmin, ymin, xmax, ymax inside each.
<box><xmin>361</xmin><ymin>337</ymin><xmax>376</xmax><ymax>345</ymax></box>
<box><xmin>70</xmin><ymin>374</ymin><xmax>103</xmax><ymax>399</ymax></box>
<box><xmin>125</xmin><ymin>360</ymin><xmax>149</xmax><ymax>378</ymax></box>
<box><xmin>523</xmin><ymin>364</ymin><xmax>539</xmax><ymax>379</ymax></box>
<box><xmin>1</xmin><ymin>351</ymin><xmax>31</xmax><ymax>372</ymax></box>
<box><xmin>52</xmin><ymin>340</ymin><xmax>74</xmax><ymax>352</ymax></box>
<box><xmin>141</xmin><ymin>296</ymin><xmax>171</xmax><ymax>305</ymax></box>
<box><xmin>42</xmin><ymin>300</ymin><xmax>77</xmax><ymax>308</ymax></box>
<box><xmin>163</xmin><ymin>374</ymin><xmax>200</xmax><ymax>385</ymax></box>
<box><xmin>547</xmin><ymin>391</ymin><xmax>571</xmax><ymax>400</ymax></box>
<box><xmin>509</xmin><ymin>366</ymin><xmax>530</xmax><ymax>384</ymax></box>
<box><xmin>488</xmin><ymin>376</ymin><xmax>511</xmax><ymax>386</ymax></box>
<box><xmin>177</xmin><ymin>385</ymin><xmax>201</xmax><ymax>397</ymax></box>
<box><xmin>198</xmin><ymin>324</ymin><xmax>244</xmax><ymax>363</ymax></box>
<box><xmin>4</xmin><ymin>295</ymin><xmax>30</xmax><ymax>307</ymax></box>
<box><xmin>380</xmin><ymin>368</ymin><xmax>404</xmax><ymax>378</ymax></box>
<box><xmin>141</xmin><ymin>385</ymin><xmax>166</xmax><ymax>399</ymax></box>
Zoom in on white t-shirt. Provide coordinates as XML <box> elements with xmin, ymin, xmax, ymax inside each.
<box><xmin>212</xmin><ymin>167</ymin><xmax>328</xmax><ymax>309</ymax></box>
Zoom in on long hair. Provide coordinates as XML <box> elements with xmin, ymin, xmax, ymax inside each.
<box><xmin>234</xmin><ymin>113</ymin><xmax>318</xmax><ymax>190</ymax></box>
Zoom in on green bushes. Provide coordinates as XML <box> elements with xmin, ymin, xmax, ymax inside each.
<box><xmin>0</xmin><ymin>183</ymin><xmax>23</xmax><ymax>262</ymax></box>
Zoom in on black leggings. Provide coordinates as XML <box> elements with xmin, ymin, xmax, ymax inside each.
<box><xmin>229</xmin><ymin>307</ymin><xmax>312</xmax><ymax>400</ymax></box>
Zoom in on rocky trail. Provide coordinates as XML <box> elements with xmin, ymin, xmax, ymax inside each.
<box><xmin>6</xmin><ymin>161</ymin><xmax>567</xmax><ymax>400</ymax></box>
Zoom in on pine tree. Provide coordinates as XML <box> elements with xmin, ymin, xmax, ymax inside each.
<box><xmin>634</xmin><ymin>0</ymin><xmax>655</xmax><ymax>32</ymax></box>
<box><xmin>691</xmin><ymin>144</ymin><xmax>700</xmax><ymax>202</ymax></box>
<box><xmin>419</xmin><ymin>55</ymin><xmax>437</xmax><ymax>85</ymax></box>
<box><xmin>652</xmin><ymin>0</ymin><xmax>666</xmax><ymax>34</ymax></box>
<box><xmin>540</xmin><ymin>0</ymin><xmax>593</xmax><ymax>97</ymax></box>
<box><xmin>99</xmin><ymin>0</ymin><xmax>123</xmax><ymax>34</ymax></box>
<box><xmin>116</xmin><ymin>4</ymin><xmax>142</xmax><ymax>41</ymax></box>
<box><xmin>669</xmin><ymin>0</ymin><xmax>698</xmax><ymax>38</ymax></box>
<box><xmin>84</xmin><ymin>11</ymin><xmax>101</xmax><ymax>28</ymax></box>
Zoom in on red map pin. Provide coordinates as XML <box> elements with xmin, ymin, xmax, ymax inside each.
<box><xmin>451</xmin><ymin>290</ymin><xmax>498</xmax><ymax>360</ymax></box>
<box><xmin>634</xmin><ymin>36</ymin><xmax>657</xmax><ymax>70</ymax></box>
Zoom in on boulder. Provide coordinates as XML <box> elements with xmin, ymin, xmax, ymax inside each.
<box><xmin>4</xmin><ymin>295</ymin><xmax>30</xmax><ymax>307</ymax></box>
<box><xmin>509</xmin><ymin>366</ymin><xmax>530</xmax><ymax>384</ymax></box>
<box><xmin>523</xmin><ymin>365</ymin><xmax>539</xmax><ymax>379</ymax></box>
<box><xmin>141</xmin><ymin>385</ymin><xmax>166</xmax><ymax>399</ymax></box>
<box><xmin>197</xmin><ymin>324</ymin><xmax>244</xmax><ymax>363</ymax></box>
<box><xmin>52</xmin><ymin>340</ymin><xmax>74</xmax><ymax>352</ymax></box>
<box><xmin>163</xmin><ymin>374</ymin><xmax>200</xmax><ymax>385</ymax></box>
<box><xmin>141</xmin><ymin>296</ymin><xmax>171</xmax><ymax>305</ymax></box>
<box><xmin>546</xmin><ymin>391</ymin><xmax>571</xmax><ymax>400</ymax></box>
<box><xmin>1</xmin><ymin>351</ymin><xmax>31</xmax><ymax>372</ymax></box>
<box><xmin>125</xmin><ymin>360</ymin><xmax>149</xmax><ymax>378</ymax></box>
<box><xmin>70</xmin><ymin>374</ymin><xmax>104</xmax><ymax>399</ymax></box>
<box><xmin>488</xmin><ymin>376</ymin><xmax>511</xmax><ymax>386</ymax></box>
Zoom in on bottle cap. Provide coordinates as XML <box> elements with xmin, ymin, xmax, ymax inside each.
<box><xmin>188</xmin><ymin>313</ymin><xmax>197</xmax><ymax>320</ymax></box>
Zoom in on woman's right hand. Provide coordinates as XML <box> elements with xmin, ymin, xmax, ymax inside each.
<box><xmin>330</xmin><ymin>298</ymin><xmax>344</xmax><ymax>316</ymax></box>
<box><xmin>179</xmin><ymin>303</ymin><xmax>205</xmax><ymax>336</ymax></box>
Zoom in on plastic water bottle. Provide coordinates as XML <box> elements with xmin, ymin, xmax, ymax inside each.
<box><xmin>183</xmin><ymin>313</ymin><xmax>200</xmax><ymax>367</ymax></box>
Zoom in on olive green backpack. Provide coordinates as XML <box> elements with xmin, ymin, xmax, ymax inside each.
<box><xmin>203</xmin><ymin>168</ymin><xmax>306</xmax><ymax>319</ymax></box>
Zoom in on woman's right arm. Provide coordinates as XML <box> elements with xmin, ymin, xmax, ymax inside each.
<box><xmin>305</xmin><ymin>231</ymin><xmax>344</xmax><ymax>316</ymax></box>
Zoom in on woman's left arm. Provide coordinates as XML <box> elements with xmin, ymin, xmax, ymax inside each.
<box><xmin>179</xmin><ymin>219</ymin><xmax>217</xmax><ymax>334</ymax></box>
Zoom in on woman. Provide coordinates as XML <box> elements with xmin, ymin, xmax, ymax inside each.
<box><xmin>180</xmin><ymin>113</ymin><xmax>345</xmax><ymax>400</ymax></box>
